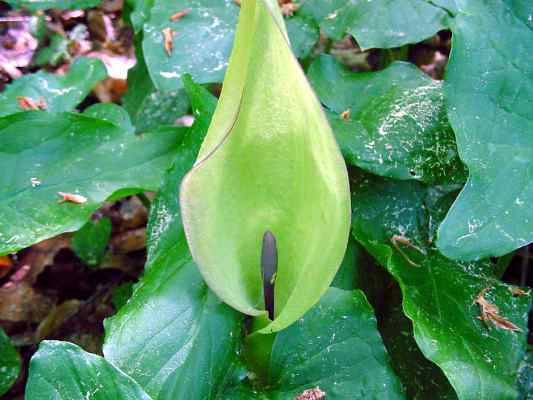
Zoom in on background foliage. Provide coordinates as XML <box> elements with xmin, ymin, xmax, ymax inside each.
<box><xmin>0</xmin><ymin>0</ymin><xmax>531</xmax><ymax>399</ymax></box>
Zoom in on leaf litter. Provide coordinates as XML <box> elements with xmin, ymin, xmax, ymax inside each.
<box><xmin>474</xmin><ymin>288</ymin><xmax>522</xmax><ymax>332</ymax></box>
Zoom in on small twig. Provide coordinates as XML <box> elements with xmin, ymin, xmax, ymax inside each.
<box><xmin>390</xmin><ymin>235</ymin><xmax>424</xmax><ymax>267</ymax></box>
<box><xmin>170</xmin><ymin>8</ymin><xmax>192</xmax><ymax>21</ymax></box>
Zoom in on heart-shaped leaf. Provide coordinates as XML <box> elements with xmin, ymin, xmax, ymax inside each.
<box><xmin>436</xmin><ymin>0</ymin><xmax>533</xmax><ymax>260</ymax></box>
<box><xmin>26</xmin><ymin>341</ymin><xmax>151</xmax><ymax>400</ymax></box>
<box><xmin>180</xmin><ymin>0</ymin><xmax>351</xmax><ymax>333</ymax></box>
<box><xmin>308</xmin><ymin>55</ymin><xmax>466</xmax><ymax>184</ymax></box>
<box><xmin>0</xmin><ymin>111</ymin><xmax>185</xmax><ymax>255</ymax></box>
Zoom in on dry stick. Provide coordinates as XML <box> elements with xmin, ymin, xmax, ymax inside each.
<box><xmin>390</xmin><ymin>235</ymin><xmax>424</xmax><ymax>267</ymax></box>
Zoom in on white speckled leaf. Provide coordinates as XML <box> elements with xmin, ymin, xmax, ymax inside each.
<box><xmin>437</xmin><ymin>0</ymin><xmax>533</xmax><ymax>260</ymax></box>
<box><xmin>142</xmin><ymin>0</ymin><xmax>238</xmax><ymax>92</ymax></box>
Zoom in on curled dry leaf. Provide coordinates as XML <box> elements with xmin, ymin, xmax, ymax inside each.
<box><xmin>508</xmin><ymin>286</ymin><xmax>529</xmax><ymax>297</ymax></box>
<box><xmin>16</xmin><ymin>96</ymin><xmax>46</xmax><ymax>111</ymax></box>
<box><xmin>340</xmin><ymin>109</ymin><xmax>351</xmax><ymax>120</ymax></box>
<box><xmin>57</xmin><ymin>192</ymin><xmax>88</xmax><ymax>204</ymax></box>
<box><xmin>0</xmin><ymin>256</ymin><xmax>12</xmax><ymax>279</ymax></box>
<box><xmin>296</xmin><ymin>387</ymin><xmax>326</xmax><ymax>400</ymax></box>
<box><xmin>475</xmin><ymin>288</ymin><xmax>522</xmax><ymax>332</ymax></box>
<box><xmin>279</xmin><ymin>0</ymin><xmax>299</xmax><ymax>17</ymax></box>
<box><xmin>162</xmin><ymin>27</ymin><xmax>175</xmax><ymax>56</ymax></box>
<box><xmin>170</xmin><ymin>8</ymin><xmax>192</xmax><ymax>21</ymax></box>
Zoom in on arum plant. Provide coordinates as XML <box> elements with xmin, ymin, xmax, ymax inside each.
<box><xmin>180</xmin><ymin>0</ymin><xmax>351</xmax><ymax>333</ymax></box>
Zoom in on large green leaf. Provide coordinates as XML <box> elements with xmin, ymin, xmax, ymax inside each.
<box><xmin>26</xmin><ymin>341</ymin><xmax>151</xmax><ymax>400</ymax></box>
<box><xmin>377</xmin><ymin>289</ymin><xmax>458</xmax><ymax>399</ymax></box>
<box><xmin>6</xmin><ymin>0</ymin><xmax>101</xmax><ymax>10</ymax></box>
<box><xmin>142</xmin><ymin>0</ymin><xmax>239</xmax><ymax>92</ymax></box>
<box><xmin>223</xmin><ymin>288</ymin><xmax>405</xmax><ymax>399</ymax></box>
<box><xmin>351</xmin><ymin>172</ymin><xmax>531</xmax><ymax>400</ymax></box>
<box><xmin>180</xmin><ymin>0</ymin><xmax>351</xmax><ymax>333</ymax></box>
<box><xmin>0</xmin><ymin>57</ymin><xmax>106</xmax><ymax>118</ymax></box>
<box><xmin>123</xmin><ymin>39</ymin><xmax>190</xmax><ymax>132</ymax></box>
<box><xmin>308</xmin><ymin>55</ymin><xmax>465</xmax><ymax>184</ymax></box>
<box><xmin>0</xmin><ymin>328</ymin><xmax>20</xmax><ymax>396</ymax></box>
<box><xmin>104</xmin><ymin>77</ymin><xmax>242</xmax><ymax>400</ymax></box>
<box><xmin>0</xmin><ymin>111</ymin><xmax>185</xmax><ymax>255</ymax></box>
<box><xmin>141</xmin><ymin>1</ymin><xmax>319</xmax><ymax>92</ymax></box>
<box><xmin>298</xmin><ymin>0</ymin><xmax>449</xmax><ymax>49</ymax></box>
<box><xmin>436</xmin><ymin>0</ymin><xmax>533</xmax><ymax>260</ymax></box>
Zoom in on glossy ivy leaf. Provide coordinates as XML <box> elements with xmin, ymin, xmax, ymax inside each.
<box><xmin>142</xmin><ymin>0</ymin><xmax>238</xmax><ymax>92</ymax></box>
<box><xmin>104</xmin><ymin>254</ymin><xmax>242</xmax><ymax>400</ymax></box>
<box><xmin>351</xmin><ymin>172</ymin><xmax>530</xmax><ymax>400</ymax></box>
<box><xmin>0</xmin><ymin>57</ymin><xmax>106</xmax><ymax>118</ymax></box>
<box><xmin>378</xmin><ymin>291</ymin><xmax>458</xmax><ymax>400</ymax></box>
<box><xmin>223</xmin><ymin>288</ymin><xmax>405</xmax><ymax>399</ymax></box>
<box><xmin>0</xmin><ymin>111</ymin><xmax>185</xmax><ymax>255</ymax></box>
<box><xmin>123</xmin><ymin>39</ymin><xmax>190</xmax><ymax>132</ymax></box>
<box><xmin>26</xmin><ymin>341</ymin><xmax>151</xmax><ymax>400</ymax></box>
<box><xmin>348</xmin><ymin>238</ymin><xmax>457</xmax><ymax>399</ymax></box>
<box><xmin>0</xmin><ymin>328</ymin><xmax>20</xmax><ymax>396</ymax></box>
<box><xmin>437</xmin><ymin>1</ymin><xmax>533</xmax><ymax>260</ymax></box>
<box><xmin>6</xmin><ymin>0</ymin><xmax>101</xmax><ymax>10</ymax></box>
<box><xmin>180</xmin><ymin>0</ymin><xmax>351</xmax><ymax>333</ymax></box>
<box><xmin>71</xmin><ymin>217</ymin><xmax>112</xmax><ymax>266</ymax></box>
<box><xmin>298</xmin><ymin>0</ymin><xmax>449</xmax><ymax>49</ymax></box>
<box><xmin>104</xmin><ymin>77</ymin><xmax>242</xmax><ymax>400</ymax></box>
<box><xmin>308</xmin><ymin>55</ymin><xmax>466</xmax><ymax>184</ymax></box>
<box><xmin>330</xmin><ymin>236</ymin><xmax>360</xmax><ymax>291</ymax></box>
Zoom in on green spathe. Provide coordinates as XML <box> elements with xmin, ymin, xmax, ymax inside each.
<box><xmin>180</xmin><ymin>0</ymin><xmax>350</xmax><ymax>333</ymax></box>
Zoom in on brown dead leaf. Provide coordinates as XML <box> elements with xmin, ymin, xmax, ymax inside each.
<box><xmin>57</xmin><ymin>192</ymin><xmax>87</xmax><ymax>204</ymax></box>
<box><xmin>279</xmin><ymin>0</ymin><xmax>299</xmax><ymax>17</ymax></box>
<box><xmin>110</xmin><ymin>228</ymin><xmax>146</xmax><ymax>253</ymax></box>
<box><xmin>170</xmin><ymin>8</ymin><xmax>192</xmax><ymax>21</ymax></box>
<box><xmin>508</xmin><ymin>286</ymin><xmax>530</xmax><ymax>297</ymax></box>
<box><xmin>0</xmin><ymin>256</ymin><xmax>13</xmax><ymax>279</ymax></box>
<box><xmin>0</xmin><ymin>282</ymin><xmax>55</xmax><ymax>322</ymax></box>
<box><xmin>16</xmin><ymin>235</ymin><xmax>71</xmax><ymax>285</ymax></box>
<box><xmin>475</xmin><ymin>287</ymin><xmax>521</xmax><ymax>332</ymax></box>
<box><xmin>93</xmin><ymin>77</ymin><xmax>128</xmax><ymax>103</ymax></box>
<box><xmin>35</xmin><ymin>299</ymin><xmax>81</xmax><ymax>341</ymax></box>
<box><xmin>296</xmin><ymin>387</ymin><xmax>326</xmax><ymax>400</ymax></box>
<box><xmin>16</xmin><ymin>96</ymin><xmax>46</xmax><ymax>110</ymax></box>
<box><xmin>340</xmin><ymin>109</ymin><xmax>351</xmax><ymax>120</ymax></box>
<box><xmin>162</xmin><ymin>27</ymin><xmax>175</xmax><ymax>56</ymax></box>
